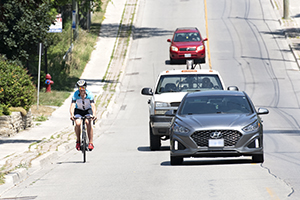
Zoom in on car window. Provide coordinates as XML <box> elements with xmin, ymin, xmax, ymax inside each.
<box><xmin>174</xmin><ymin>32</ymin><xmax>200</xmax><ymax>42</ymax></box>
<box><xmin>156</xmin><ymin>74</ymin><xmax>224</xmax><ymax>94</ymax></box>
<box><xmin>179</xmin><ymin>95</ymin><xmax>253</xmax><ymax>115</ymax></box>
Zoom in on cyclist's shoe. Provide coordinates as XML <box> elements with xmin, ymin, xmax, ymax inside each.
<box><xmin>76</xmin><ymin>142</ymin><xmax>81</xmax><ymax>151</ymax></box>
<box><xmin>88</xmin><ymin>143</ymin><xmax>94</xmax><ymax>151</ymax></box>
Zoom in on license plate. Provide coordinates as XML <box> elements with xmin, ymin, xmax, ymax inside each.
<box><xmin>184</xmin><ymin>54</ymin><xmax>191</xmax><ymax>58</ymax></box>
<box><xmin>209</xmin><ymin>139</ymin><xmax>224</xmax><ymax>147</ymax></box>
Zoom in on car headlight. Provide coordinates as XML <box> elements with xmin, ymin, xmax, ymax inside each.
<box><xmin>155</xmin><ymin>102</ymin><xmax>170</xmax><ymax>115</ymax></box>
<box><xmin>171</xmin><ymin>46</ymin><xmax>178</xmax><ymax>52</ymax></box>
<box><xmin>196</xmin><ymin>45</ymin><xmax>204</xmax><ymax>51</ymax></box>
<box><xmin>173</xmin><ymin>122</ymin><xmax>190</xmax><ymax>134</ymax></box>
<box><xmin>155</xmin><ymin>102</ymin><xmax>170</xmax><ymax>108</ymax></box>
<box><xmin>242</xmin><ymin>120</ymin><xmax>260</xmax><ymax>132</ymax></box>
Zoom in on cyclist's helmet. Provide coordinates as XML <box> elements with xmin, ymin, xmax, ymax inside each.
<box><xmin>76</xmin><ymin>80</ymin><xmax>87</xmax><ymax>88</ymax></box>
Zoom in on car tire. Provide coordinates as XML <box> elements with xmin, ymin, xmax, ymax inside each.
<box><xmin>252</xmin><ymin>154</ymin><xmax>264</xmax><ymax>163</ymax></box>
<box><xmin>200</xmin><ymin>57</ymin><xmax>206</xmax><ymax>63</ymax></box>
<box><xmin>170</xmin><ymin>156</ymin><xmax>183</xmax><ymax>165</ymax></box>
<box><xmin>149</xmin><ymin>123</ymin><xmax>161</xmax><ymax>151</ymax></box>
<box><xmin>169</xmin><ymin>57</ymin><xmax>174</xmax><ymax>64</ymax></box>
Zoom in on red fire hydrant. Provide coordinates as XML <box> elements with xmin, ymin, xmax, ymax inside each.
<box><xmin>45</xmin><ymin>74</ymin><xmax>54</xmax><ymax>92</ymax></box>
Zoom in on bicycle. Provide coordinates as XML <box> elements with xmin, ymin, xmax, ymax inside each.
<box><xmin>72</xmin><ymin>115</ymin><xmax>95</xmax><ymax>163</ymax></box>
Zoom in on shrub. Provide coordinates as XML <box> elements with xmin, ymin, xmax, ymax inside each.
<box><xmin>0</xmin><ymin>56</ymin><xmax>35</xmax><ymax>113</ymax></box>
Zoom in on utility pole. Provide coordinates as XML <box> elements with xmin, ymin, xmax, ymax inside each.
<box><xmin>283</xmin><ymin>0</ymin><xmax>289</xmax><ymax>19</ymax></box>
<box><xmin>37</xmin><ymin>43</ymin><xmax>42</xmax><ymax>110</ymax></box>
<box><xmin>72</xmin><ymin>0</ymin><xmax>78</xmax><ymax>40</ymax></box>
<box><xmin>87</xmin><ymin>0</ymin><xmax>91</xmax><ymax>32</ymax></box>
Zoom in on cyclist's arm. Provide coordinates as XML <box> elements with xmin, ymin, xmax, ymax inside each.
<box><xmin>70</xmin><ymin>102</ymin><xmax>76</xmax><ymax>120</ymax></box>
<box><xmin>91</xmin><ymin>102</ymin><xmax>97</xmax><ymax>120</ymax></box>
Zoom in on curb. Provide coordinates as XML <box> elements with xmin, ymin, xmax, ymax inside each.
<box><xmin>0</xmin><ymin>141</ymin><xmax>74</xmax><ymax>196</ymax></box>
<box><xmin>270</xmin><ymin>0</ymin><xmax>300</xmax><ymax>69</ymax></box>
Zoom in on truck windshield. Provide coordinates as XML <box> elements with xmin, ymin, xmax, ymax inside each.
<box><xmin>155</xmin><ymin>74</ymin><xmax>223</xmax><ymax>94</ymax></box>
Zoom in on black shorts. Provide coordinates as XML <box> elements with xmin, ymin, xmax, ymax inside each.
<box><xmin>74</xmin><ymin>108</ymin><xmax>93</xmax><ymax>118</ymax></box>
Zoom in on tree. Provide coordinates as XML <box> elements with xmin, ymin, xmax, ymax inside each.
<box><xmin>0</xmin><ymin>0</ymin><xmax>55</xmax><ymax>63</ymax></box>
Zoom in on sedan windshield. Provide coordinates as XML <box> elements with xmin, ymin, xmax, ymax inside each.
<box><xmin>180</xmin><ymin>95</ymin><xmax>253</xmax><ymax>115</ymax></box>
<box><xmin>156</xmin><ymin>74</ymin><xmax>223</xmax><ymax>94</ymax></box>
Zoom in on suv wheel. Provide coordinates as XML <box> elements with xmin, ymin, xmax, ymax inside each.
<box><xmin>252</xmin><ymin>154</ymin><xmax>264</xmax><ymax>163</ymax></box>
<box><xmin>170</xmin><ymin>155</ymin><xmax>183</xmax><ymax>165</ymax></box>
<box><xmin>149</xmin><ymin>123</ymin><xmax>161</xmax><ymax>151</ymax></box>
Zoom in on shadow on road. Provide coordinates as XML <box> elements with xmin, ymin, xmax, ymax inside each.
<box><xmin>0</xmin><ymin>139</ymin><xmax>41</xmax><ymax>144</ymax></box>
<box><xmin>161</xmin><ymin>157</ymin><xmax>254</xmax><ymax>166</ymax></box>
<box><xmin>137</xmin><ymin>146</ymin><xmax>170</xmax><ymax>151</ymax></box>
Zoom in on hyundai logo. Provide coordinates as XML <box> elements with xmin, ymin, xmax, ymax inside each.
<box><xmin>210</xmin><ymin>131</ymin><xmax>223</xmax><ymax>139</ymax></box>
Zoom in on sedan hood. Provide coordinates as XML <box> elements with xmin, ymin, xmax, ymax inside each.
<box><xmin>177</xmin><ymin>113</ymin><xmax>257</xmax><ymax>129</ymax></box>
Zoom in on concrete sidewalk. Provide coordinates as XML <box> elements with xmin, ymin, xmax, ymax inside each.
<box><xmin>0</xmin><ymin>0</ymin><xmax>129</xmax><ymax>195</ymax></box>
<box><xmin>271</xmin><ymin>0</ymin><xmax>300</xmax><ymax>68</ymax></box>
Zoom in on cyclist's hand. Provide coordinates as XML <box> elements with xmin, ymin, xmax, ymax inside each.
<box><xmin>70</xmin><ymin>115</ymin><xmax>75</xmax><ymax>121</ymax></box>
<box><xmin>92</xmin><ymin>115</ymin><xmax>97</xmax><ymax>121</ymax></box>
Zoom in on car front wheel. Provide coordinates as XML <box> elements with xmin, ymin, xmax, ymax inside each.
<box><xmin>170</xmin><ymin>156</ymin><xmax>183</xmax><ymax>165</ymax></box>
<box><xmin>252</xmin><ymin>154</ymin><xmax>264</xmax><ymax>163</ymax></box>
<box><xmin>149</xmin><ymin>123</ymin><xmax>161</xmax><ymax>151</ymax></box>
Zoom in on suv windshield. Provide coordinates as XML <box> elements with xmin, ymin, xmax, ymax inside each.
<box><xmin>174</xmin><ymin>32</ymin><xmax>201</xmax><ymax>42</ymax></box>
<box><xmin>156</xmin><ymin>74</ymin><xmax>224</xmax><ymax>94</ymax></box>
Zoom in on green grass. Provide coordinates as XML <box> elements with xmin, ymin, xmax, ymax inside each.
<box><xmin>35</xmin><ymin>90</ymin><xmax>71</xmax><ymax>107</ymax></box>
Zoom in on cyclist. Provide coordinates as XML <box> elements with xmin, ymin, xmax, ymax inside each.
<box><xmin>70</xmin><ymin>80</ymin><xmax>97</xmax><ymax>151</ymax></box>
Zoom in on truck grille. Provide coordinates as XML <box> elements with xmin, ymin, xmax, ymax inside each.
<box><xmin>170</xmin><ymin>102</ymin><xmax>180</xmax><ymax>107</ymax></box>
<box><xmin>191</xmin><ymin>130</ymin><xmax>242</xmax><ymax>147</ymax></box>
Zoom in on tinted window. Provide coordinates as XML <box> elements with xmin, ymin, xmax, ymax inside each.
<box><xmin>179</xmin><ymin>95</ymin><xmax>253</xmax><ymax>115</ymax></box>
<box><xmin>156</xmin><ymin>74</ymin><xmax>223</xmax><ymax>94</ymax></box>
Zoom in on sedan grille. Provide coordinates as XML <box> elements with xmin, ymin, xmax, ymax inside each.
<box><xmin>191</xmin><ymin>130</ymin><xmax>242</xmax><ymax>147</ymax></box>
<box><xmin>179</xmin><ymin>47</ymin><xmax>196</xmax><ymax>51</ymax></box>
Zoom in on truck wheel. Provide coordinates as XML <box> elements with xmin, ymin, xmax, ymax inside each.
<box><xmin>149</xmin><ymin>123</ymin><xmax>161</xmax><ymax>151</ymax></box>
<box><xmin>252</xmin><ymin>154</ymin><xmax>264</xmax><ymax>163</ymax></box>
<box><xmin>170</xmin><ymin>156</ymin><xmax>183</xmax><ymax>165</ymax></box>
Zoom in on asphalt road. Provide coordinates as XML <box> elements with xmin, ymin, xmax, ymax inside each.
<box><xmin>2</xmin><ymin>0</ymin><xmax>300</xmax><ymax>199</ymax></box>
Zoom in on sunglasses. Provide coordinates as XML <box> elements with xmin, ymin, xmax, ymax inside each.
<box><xmin>79</xmin><ymin>87</ymin><xmax>86</xmax><ymax>90</ymax></box>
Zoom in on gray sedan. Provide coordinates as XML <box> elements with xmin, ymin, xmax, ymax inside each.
<box><xmin>167</xmin><ymin>90</ymin><xmax>269</xmax><ymax>165</ymax></box>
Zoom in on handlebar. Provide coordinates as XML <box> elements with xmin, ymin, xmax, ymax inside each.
<box><xmin>72</xmin><ymin>116</ymin><xmax>96</xmax><ymax>125</ymax></box>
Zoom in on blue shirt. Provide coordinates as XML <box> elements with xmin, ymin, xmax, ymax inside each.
<box><xmin>71</xmin><ymin>89</ymin><xmax>94</xmax><ymax>110</ymax></box>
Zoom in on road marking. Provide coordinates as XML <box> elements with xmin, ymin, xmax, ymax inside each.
<box><xmin>204</xmin><ymin>0</ymin><xmax>212</xmax><ymax>69</ymax></box>
<box><xmin>266</xmin><ymin>187</ymin><xmax>280</xmax><ymax>200</ymax></box>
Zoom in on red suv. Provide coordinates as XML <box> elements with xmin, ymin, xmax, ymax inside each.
<box><xmin>167</xmin><ymin>27</ymin><xmax>207</xmax><ymax>64</ymax></box>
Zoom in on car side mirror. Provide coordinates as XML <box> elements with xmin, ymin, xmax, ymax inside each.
<box><xmin>227</xmin><ymin>86</ymin><xmax>239</xmax><ymax>91</ymax></box>
<box><xmin>165</xmin><ymin>110</ymin><xmax>176</xmax><ymax>116</ymax></box>
<box><xmin>257</xmin><ymin>108</ymin><xmax>269</xmax><ymax>115</ymax></box>
<box><xmin>203</xmin><ymin>38</ymin><xmax>208</xmax><ymax>41</ymax></box>
<box><xmin>141</xmin><ymin>87</ymin><xmax>153</xmax><ymax>96</ymax></box>
<box><xmin>167</xmin><ymin>39</ymin><xmax>172</xmax><ymax>42</ymax></box>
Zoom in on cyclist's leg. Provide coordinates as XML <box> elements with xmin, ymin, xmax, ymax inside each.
<box><xmin>85</xmin><ymin>109</ymin><xmax>94</xmax><ymax>149</ymax></box>
<box><xmin>86</xmin><ymin>119</ymin><xmax>93</xmax><ymax>143</ymax></box>
<box><xmin>74</xmin><ymin>109</ymin><xmax>83</xmax><ymax>143</ymax></box>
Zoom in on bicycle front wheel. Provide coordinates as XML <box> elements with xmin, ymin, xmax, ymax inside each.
<box><xmin>82</xmin><ymin>130</ymin><xmax>87</xmax><ymax>163</ymax></box>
